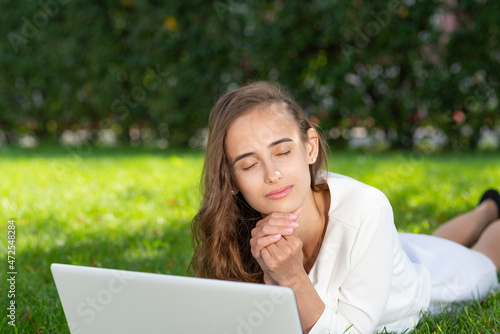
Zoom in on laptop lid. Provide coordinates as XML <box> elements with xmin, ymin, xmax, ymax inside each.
<box><xmin>51</xmin><ymin>263</ymin><xmax>302</xmax><ymax>334</ymax></box>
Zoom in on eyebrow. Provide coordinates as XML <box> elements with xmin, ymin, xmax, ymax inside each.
<box><xmin>231</xmin><ymin>137</ymin><xmax>293</xmax><ymax>166</ymax></box>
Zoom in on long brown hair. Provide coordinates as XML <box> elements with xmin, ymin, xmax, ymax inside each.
<box><xmin>190</xmin><ymin>81</ymin><xmax>329</xmax><ymax>283</ymax></box>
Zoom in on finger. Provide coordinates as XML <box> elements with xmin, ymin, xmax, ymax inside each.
<box><xmin>251</xmin><ymin>218</ymin><xmax>298</xmax><ymax>237</ymax></box>
<box><xmin>269</xmin><ymin>210</ymin><xmax>301</xmax><ymax>219</ymax></box>
<box><xmin>259</xmin><ymin>246</ymin><xmax>273</xmax><ymax>265</ymax></box>
<box><xmin>252</xmin><ymin>224</ymin><xmax>295</xmax><ymax>238</ymax></box>
<box><xmin>275</xmin><ymin>234</ymin><xmax>303</xmax><ymax>252</ymax></box>
<box><xmin>291</xmin><ymin>206</ymin><xmax>302</xmax><ymax>218</ymax></box>
<box><xmin>251</xmin><ymin>234</ymin><xmax>282</xmax><ymax>256</ymax></box>
<box><xmin>255</xmin><ymin>211</ymin><xmax>299</xmax><ymax>227</ymax></box>
<box><xmin>260</xmin><ymin>246</ymin><xmax>273</xmax><ymax>265</ymax></box>
<box><xmin>260</xmin><ymin>240</ymin><xmax>294</xmax><ymax>270</ymax></box>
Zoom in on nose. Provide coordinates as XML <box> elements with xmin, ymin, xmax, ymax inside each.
<box><xmin>264</xmin><ymin>161</ymin><xmax>282</xmax><ymax>184</ymax></box>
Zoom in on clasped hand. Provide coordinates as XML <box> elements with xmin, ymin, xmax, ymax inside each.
<box><xmin>250</xmin><ymin>207</ymin><xmax>304</xmax><ymax>286</ymax></box>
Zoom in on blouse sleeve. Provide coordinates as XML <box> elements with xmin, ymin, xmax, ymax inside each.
<box><xmin>309</xmin><ymin>203</ymin><xmax>395</xmax><ymax>334</ymax></box>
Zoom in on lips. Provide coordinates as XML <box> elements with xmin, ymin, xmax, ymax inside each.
<box><xmin>265</xmin><ymin>185</ymin><xmax>293</xmax><ymax>200</ymax></box>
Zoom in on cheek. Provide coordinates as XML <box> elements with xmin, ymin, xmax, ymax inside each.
<box><xmin>280</xmin><ymin>152</ymin><xmax>311</xmax><ymax>176</ymax></box>
<box><xmin>234</xmin><ymin>174</ymin><xmax>266</xmax><ymax>210</ymax></box>
<box><xmin>234</xmin><ymin>173</ymin><xmax>257</xmax><ymax>195</ymax></box>
<box><xmin>286</xmin><ymin>158</ymin><xmax>312</xmax><ymax>193</ymax></box>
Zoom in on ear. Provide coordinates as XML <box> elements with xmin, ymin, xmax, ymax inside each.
<box><xmin>230</xmin><ymin>179</ymin><xmax>240</xmax><ymax>195</ymax></box>
<box><xmin>306</xmin><ymin>128</ymin><xmax>319</xmax><ymax>164</ymax></box>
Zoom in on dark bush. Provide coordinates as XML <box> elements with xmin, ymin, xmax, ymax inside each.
<box><xmin>1</xmin><ymin>0</ymin><xmax>498</xmax><ymax>149</ymax></box>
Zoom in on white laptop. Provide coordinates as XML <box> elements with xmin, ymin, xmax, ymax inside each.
<box><xmin>51</xmin><ymin>263</ymin><xmax>302</xmax><ymax>334</ymax></box>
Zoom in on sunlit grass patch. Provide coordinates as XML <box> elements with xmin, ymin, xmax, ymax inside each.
<box><xmin>0</xmin><ymin>146</ymin><xmax>499</xmax><ymax>333</ymax></box>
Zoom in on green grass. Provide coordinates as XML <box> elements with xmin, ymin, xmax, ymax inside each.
<box><xmin>1</xmin><ymin>145</ymin><xmax>499</xmax><ymax>333</ymax></box>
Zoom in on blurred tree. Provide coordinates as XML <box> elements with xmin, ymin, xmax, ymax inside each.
<box><xmin>0</xmin><ymin>0</ymin><xmax>498</xmax><ymax>149</ymax></box>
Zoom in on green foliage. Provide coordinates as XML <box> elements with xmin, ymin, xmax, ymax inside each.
<box><xmin>0</xmin><ymin>1</ymin><xmax>499</xmax><ymax>148</ymax></box>
<box><xmin>413</xmin><ymin>296</ymin><xmax>500</xmax><ymax>333</ymax></box>
<box><xmin>0</xmin><ymin>146</ymin><xmax>499</xmax><ymax>333</ymax></box>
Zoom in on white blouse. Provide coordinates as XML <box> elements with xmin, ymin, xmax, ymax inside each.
<box><xmin>308</xmin><ymin>172</ymin><xmax>431</xmax><ymax>333</ymax></box>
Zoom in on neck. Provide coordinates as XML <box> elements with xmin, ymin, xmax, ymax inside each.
<box><xmin>296</xmin><ymin>188</ymin><xmax>330</xmax><ymax>263</ymax></box>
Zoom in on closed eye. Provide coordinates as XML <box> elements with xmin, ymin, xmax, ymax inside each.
<box><xmin>241</xmin><ymin>150</ymin><xmax>290</xmax><ymax>171</ymax></box>
<box><xmin>277</xmin><ymin>150</ymin><xmax>291</xmax><ymax>157</ymax></box>
<box><xmin>242</xmin><ymin>163</ymin><xmax>257</xmax><ymax>171</ymax></box>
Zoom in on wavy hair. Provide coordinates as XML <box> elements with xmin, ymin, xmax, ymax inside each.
<box><xmin>190</xmin><ymin>81</ymin><xmax>329</xmax><ymax>283</ymax></box>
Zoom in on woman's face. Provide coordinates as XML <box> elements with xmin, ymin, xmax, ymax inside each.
<box><xmin>225</xmin><ymin>103</ymin><xmax>318</xmax><ymax>215</ymax></box>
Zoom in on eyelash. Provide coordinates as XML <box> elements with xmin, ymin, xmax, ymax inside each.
<box><xmin>241</xmin><ymin>151</ymin><xmax>291</xmax><ymax>171</ymax></box>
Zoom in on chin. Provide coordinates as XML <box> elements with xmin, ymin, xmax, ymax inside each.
<box><xmin>261</xmin><ymin>201</ymin><xmax>299</xmax><ymax>215</ymax></box>
<box><xmin>245</xmin><ymin>194</ymin><xmax>302</xmax><ymax>215</ymax></box>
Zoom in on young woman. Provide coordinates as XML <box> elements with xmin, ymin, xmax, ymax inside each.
<box><xmin>190</xmin><ymin>81</ymin><xmax>500</xmax><ymax>333</ymax></box>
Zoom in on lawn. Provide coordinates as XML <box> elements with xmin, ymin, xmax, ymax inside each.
<box><xmin>1</xmin><ymin>145</ymin><xmax>499</xmax><ymax>333</ymax></box>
